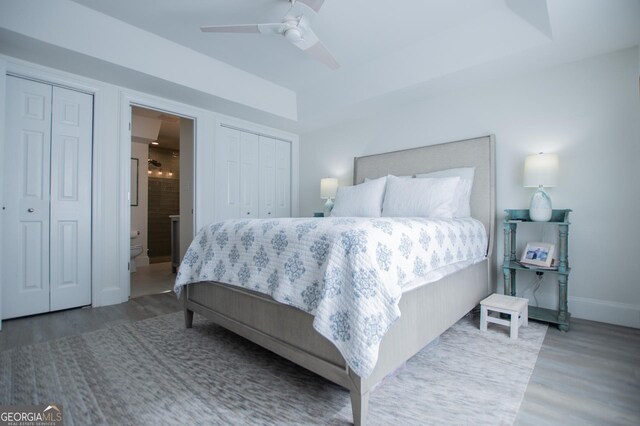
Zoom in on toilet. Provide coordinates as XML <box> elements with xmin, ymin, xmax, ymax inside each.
<box><xmin>130</xmin><ymin>230</ymin><xmax>143</xmax><ymax>272</ymax></box>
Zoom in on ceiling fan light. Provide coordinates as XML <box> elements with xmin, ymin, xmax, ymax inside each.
<box><xmin>284</xmin><ymin>27</ymin><xmax>303</xmax><ymax>42</ymax></box>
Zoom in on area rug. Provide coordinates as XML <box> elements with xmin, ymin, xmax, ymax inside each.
<box><xmin>0</xmin><ymin>311</ymin><xmax>547</xmax><ymax>425</ymax></box>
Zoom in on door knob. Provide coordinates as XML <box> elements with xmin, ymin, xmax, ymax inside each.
<box><xmin>27</xmin><ymin>208</ymin><xmax>35</xmax><ymax>213</ymax></box>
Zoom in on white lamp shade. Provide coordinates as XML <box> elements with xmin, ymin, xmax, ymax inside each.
<box><xmin>320</xmin><ymin>178</ymin><xmax>339</xmax><ymax>199</ymax></box>
<box><xmin>523</xmin><ymin>153</ymin><xmax>559</xmax><ymax>188</ymax></box>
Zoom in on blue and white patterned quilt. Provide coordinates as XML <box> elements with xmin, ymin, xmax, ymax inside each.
<box><xmin>174</xmin><ymin>217</ymin><xmax>487</xmax><ymax>378</ymax></box>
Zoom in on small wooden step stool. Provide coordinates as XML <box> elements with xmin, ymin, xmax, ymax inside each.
<box><xmin>480</xmin><ymin>294</ymin><xmax>528</xmax><ymax>339</ymax></box>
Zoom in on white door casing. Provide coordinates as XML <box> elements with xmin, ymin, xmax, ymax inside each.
<box><xmin>49</xmin><ymin>86</ymin><xmax>92</xmax><ymax>311</ymax></box>
<box><xmin>2</xmin><ymin>76</ymin><xmax>52</xmax><ymax>319</ymax></box>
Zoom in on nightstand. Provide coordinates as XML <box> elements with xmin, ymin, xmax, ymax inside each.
<box><xmin>503</xmin><ymin>209</ymin><xmax>572</xmax><ymax>331</ymax></box>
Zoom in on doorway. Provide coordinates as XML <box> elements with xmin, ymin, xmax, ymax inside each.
<box><xmin>129</xmin><ymin>106</ymin><xmax>193</xmax><ymax>298</ymax></box>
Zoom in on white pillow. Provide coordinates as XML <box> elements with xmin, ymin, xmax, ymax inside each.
<box><xmin>331</xmin><ymin>176</ymin><xmax>386</xmax><ymax>217</ymax></box>
<box><xmin>416</xmin><ymin>167</ymin><xmax>475</xmax><ymax>217</ymax></box>
<box><xmin>382</xmin><ymin>175</ymin><xmax>460</xmax><ymax>218</ymax></box>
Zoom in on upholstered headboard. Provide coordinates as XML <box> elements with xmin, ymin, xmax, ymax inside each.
<box><xmin>353</xmin><ymin>135</ymin><xmax>496</xmax><ymax>258</ymax></box>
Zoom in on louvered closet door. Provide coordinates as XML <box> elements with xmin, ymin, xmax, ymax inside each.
<box><xmin>2</xmin><ymin>77</ymin><xmax>53</xmax><ymax>319</ymax></box>
<box><xmin>49</xmin><ymin>86</ymin><xmax>92</xmax><ymax>311</ymax></box>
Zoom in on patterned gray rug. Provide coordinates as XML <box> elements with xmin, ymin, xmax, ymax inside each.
<box><xmin>0</xmin><ymin>311</ymin><xmax>547</xmax><ymax>425</ymax></box>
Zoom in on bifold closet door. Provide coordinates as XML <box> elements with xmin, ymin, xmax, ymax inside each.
<box><xmin>1</xmin><ymin>77</ymin><xmax>92</xmax><ymax>319</ymax></box>
<box><xmin>259</xmin><ymin>136</ymin><xmax>291</xmax><ymax>218</ymax></box>
<box><xmin>2</xmin><ymin>77</ymin><xmax>52</xmax><ymax>319</ymax></box>
<box><xmin>49</xmin><ymin>86</ymin><xmax>92</xmax><ymax>311</ymax></box>
<box><xmin>215</xmin><ymin>126</ymin><xmax>241</xmax><ymax>220</ymax></box>
<box><xmin>239</xmin><ymin>132</ymin><xmax>259</xmax><ymax>218</ymax></box>
<box><xmin>274</xmin><ymin>139</ymin><xmax>291</xmax><ymax>218</ymax></box>
<box><xmin>259</xmin><ymin>136</ymin><xmax>276</xmax><ymax>218</ymax></box>
<box><xmin>215</xmin><ymin>126</ymin><xmax>290</xmax><ymax>221</ymax></box>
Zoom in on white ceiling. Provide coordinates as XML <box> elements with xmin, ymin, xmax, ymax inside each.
<box><xmin>70</xmin><ymin>0</ymin><xmax>505</xmax><ymax>91</ymax></box>
<box><xmin>7</xmin><ymin>0</ymin><xmax>640</xmax><ymax>133</ymax></box>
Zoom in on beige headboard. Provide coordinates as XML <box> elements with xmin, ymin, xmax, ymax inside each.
<box><xmin>353</xmin><ymin>135</ymin><xmax>496</xmax><ymax>258</ymax></box>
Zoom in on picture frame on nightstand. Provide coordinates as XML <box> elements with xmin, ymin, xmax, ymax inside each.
<box><xmin>520</xmin><ymin>242</ymin><xmax>555</xmax><ymax>268</ymax></box>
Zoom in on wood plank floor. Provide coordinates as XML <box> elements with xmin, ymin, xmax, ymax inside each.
<box><xmin>1</xmin><ymin>293</ymin><xmax>638</xmax><ymax>425</ymax></box>
<box><xmin>0</xmin><ymin>293</ymin><xmax>181</xmax><ymax>350</ymax></box>
<box><xmin>515</xmin><ymin>318</ymin><xmax>640</xmax><ymax>425</ymax></box>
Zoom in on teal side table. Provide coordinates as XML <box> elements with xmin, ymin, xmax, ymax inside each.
<box><xmin>503</xmin><ymin>209</ymin><xmax>572</xmax><ymax>331</ymax></box>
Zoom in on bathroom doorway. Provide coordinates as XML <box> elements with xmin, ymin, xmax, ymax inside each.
<box><xmin>129</xmin><ymin>106</ymin><xmax>193</xmax><ymax>298</ymax></box>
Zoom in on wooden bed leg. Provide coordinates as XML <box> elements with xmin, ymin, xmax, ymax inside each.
<box><xmin>350</xmin><ymin>390</ymin><xmax>370</xmax><ymax>426</ymax></box>
<box><xmin>184</xmin><ymin>308</ymin><xmax>194</xmax><ymax>328</ymax></box>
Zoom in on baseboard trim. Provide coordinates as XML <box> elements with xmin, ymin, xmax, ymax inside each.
<box><xmin>569</xmin><ymin>296</ymin><xmax>639</xmax><ymax>329</ymax></box>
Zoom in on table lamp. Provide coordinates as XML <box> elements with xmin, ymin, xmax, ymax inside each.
<box><xmin>523</xmin><ymin>153</ymin><xmax>558</xmax><ymax>222</ymax></box>
<box><xmin>320</xmin><ymin>178</ymin><xmax>338</xmax><ymax>216</ymax></box>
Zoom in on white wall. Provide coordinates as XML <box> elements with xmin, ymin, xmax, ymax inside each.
<box><xmin>299</xmin><ymin>47</ymin><xmax>640</xmax><ymax>328</ymax></box>
<box><xmin>131</xmin><ymin>141</ymin><xmax>149</xmax><ymax>267</ymax></box>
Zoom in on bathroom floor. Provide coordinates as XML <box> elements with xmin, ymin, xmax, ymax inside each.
<box><xmin>130</xmin><ymin>262</ymin><xmax>176</xmax><ymax>299</ymax></box>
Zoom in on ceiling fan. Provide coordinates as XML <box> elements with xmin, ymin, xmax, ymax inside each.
<box><xmin>200</xmin><ymin>0</ymin><xmax>339</xmax><ymax>70</ymax></box>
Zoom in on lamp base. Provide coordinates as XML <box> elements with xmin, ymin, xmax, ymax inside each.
<box><xmin>323</xmin><ymin>198</ymin><xmax>334</xmax><ymax>217</ymax></box>
<box><xmin>529</xmin><ymin>187</ymin><xmax>552</xmax><ymax>222</ymax></box>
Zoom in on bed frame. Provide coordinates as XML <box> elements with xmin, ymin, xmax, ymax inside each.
<box><xmin>183</xmin><ymin>135</ymin><xmax>496</xmax><ymax>425</ymax></box>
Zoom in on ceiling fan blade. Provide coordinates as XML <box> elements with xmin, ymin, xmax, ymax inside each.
<box><xmin>291</xmin><ymin>27</ymin><xmax>339</xmax><ymax>70</ymax></box>
<box><xmin>297</xmin><ymin>0</ymin><xmax>325</xmax><ymax>13</ymax></box>
<box><xmin>257</xmin><ymin>23</ymin><xmax>286</xmax><ymax>35</ymax></box>
<box><xmin>304</xmin><ymin>40</ymin><xmax>340</xmax><ymax>70</ymax></box>
<box><xmin>200</xmin><ymin>24</ymin><xmax>260</xmax><ymax>33</ymax></box>
<box><xmin>200</xmin><ymin>23</ymin><xmax>283</xmax><ymax>35</ymax></box>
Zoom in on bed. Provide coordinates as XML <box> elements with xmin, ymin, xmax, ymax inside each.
<box><xmin>177</xmin><ymin>135</ymin><xmax>495</xmax><ymax>425</ymax></box>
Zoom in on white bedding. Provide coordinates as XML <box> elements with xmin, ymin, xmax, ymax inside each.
<box><xmin>174</xmin><ymin>217</ymin><xmax>487</xmax><ymax>378</ymax></box>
